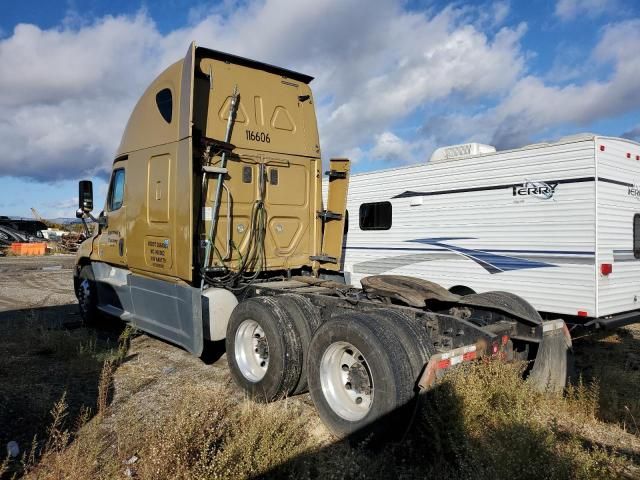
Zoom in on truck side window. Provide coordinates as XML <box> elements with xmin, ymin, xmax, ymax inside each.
<box><xmin>108</xmin><ymin>169</ymin><xmax>126</xmax><ymax>211</ymax></box>
<box><xmin>634</xmin><ymin>214</ymin><xmax>640</xmax><ymax>259</ymax></box>
<box><xmin>156</xmin><ymin>88</ymin><xmax>172</xmax><ymax>123</ymax></box>
<box><xmin>359</xmin><ymin>202</ymin><xmax>391</xmax><ymax>230</ymax></box>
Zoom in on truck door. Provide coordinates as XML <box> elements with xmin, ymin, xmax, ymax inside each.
<box><xmin>97</xmin><ymin>160</ymin><xmax>128</xmax><ymax>266</ymax></box>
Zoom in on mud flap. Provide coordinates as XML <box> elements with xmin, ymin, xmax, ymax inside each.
<box><xmin>527</xmin><ymin>319</ymin><xmax>572</xmax><ymax>393</ymax></box>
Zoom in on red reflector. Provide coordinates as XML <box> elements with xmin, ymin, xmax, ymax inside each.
<box><xmin>437</xmin><ymin>359</ymin><xmax>450</xmax><ymax>369</ymax></box>
<box><xmin>636</xmin><ymin>155</ymin><xmax>639</xmax><ymax>161</ymax></box>
<box><xmin>502</xmin><ymin>335</ymin><xmax>509</xmax><ymax>345</ymax></box>
<box><xmin>463</xmin><ymin>351</ymin><xmax>476</xmax><ymax>361</ymax></box>
<box><xmin>627</xmin><ymin>153</ymin><xmax>631</xmax><ymax>159</ymax></box>
<box><xmin>601</xmin><ymin>263</ymin><xmax>613</xmax><ymax>275</ymax></box>
<box><xmin>492</xmin><ymin>344</ymin><xmax>499</xmax><ymax>354</ymax></box>
<box><xmin>577</xmin><ymin>310</ymin><xmax>588</xmax><ymax>317</ymax></box>
<box><xmin>600</xmin><ymin>145</ymin><xmax>605</xmax><ymax>151</ymax></box>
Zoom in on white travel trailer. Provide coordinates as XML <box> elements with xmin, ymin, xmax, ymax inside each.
<box><xmin>340</xmin><ymin>134</ymin><xmax>640</xmax><ymax>328</ymax></box>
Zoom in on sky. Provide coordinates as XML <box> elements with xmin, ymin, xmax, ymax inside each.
<box><xmin>1</xmin><ymin>0</ymin><xmax>640</xmax><ymax>218</ymax></box>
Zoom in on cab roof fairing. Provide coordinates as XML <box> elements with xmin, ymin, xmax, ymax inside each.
<box><xmin>195</xmin><ymin>47</ymin><xmax>314</xmax><ymax>85</ymax></box>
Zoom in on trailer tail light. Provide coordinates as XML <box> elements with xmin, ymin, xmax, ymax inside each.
<box><xmin>601</xmin><ymin>263</ymin><xmax>613</xmax><ymax>276</ymax></box>
<box><xmin>636</xmin><ymin>155</ymin><xmax>639</xmax><ymax>161</ymax></box>
<box><xmin>577</xmin><ymin>310</ymin><xmax>588</xmax><ymax>317</ymax></box>
<box><xmin>627</xmin><ymin>153</ymin><xmax>631</xmax><ymax>159</ymax></box>
<box><xmin>600</xmin><ymin>145</ymin><xmax>605</xmax><ymax>151</ymax></box>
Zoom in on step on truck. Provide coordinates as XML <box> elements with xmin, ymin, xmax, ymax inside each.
<box><xmin>74</xmin><ymin>43</ymin><xmax>571</xmax><ymax>438</ymax></box>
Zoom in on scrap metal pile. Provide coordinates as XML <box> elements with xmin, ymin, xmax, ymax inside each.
<box><xmin>0</xmin><ymin>217</ymin><xmax>85</xmax><ymax>255</ymax></box>
<box><xmin>58</xmin><ymin>232</ymin><xmax>85</xmax><ymax>253</ymax></box>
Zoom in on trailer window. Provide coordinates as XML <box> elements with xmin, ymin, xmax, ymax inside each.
<box><xmin>634</xmin><ymin>214</ymin><xmax>640</xmax><ymax>259</ymax></box>
<box><xmin>108</xmin><ymin>169</ymin><xmax>126</xmax><ymax>211</ymax></box>
<box><xmin>359</xmin><ymin>202</ymin><xmax>392</xmax><ymax>230</ymax></box>
<box><xmin>156</xmin><ymin>88</ymin><xmax>172</xmax><ymax>123</ymax></box>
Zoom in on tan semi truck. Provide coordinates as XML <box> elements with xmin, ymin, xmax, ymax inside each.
<box><xmin>74</xmin><ymin>43</ymin><xmax>571</xmax><ymax>438</ymax></box>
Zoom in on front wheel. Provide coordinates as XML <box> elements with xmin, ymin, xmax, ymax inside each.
<box><xmin>307</xmin><ymin>312</ymin><xmax>416</xmax><ymax>439</ymax></box>
<box><xmin>75</xmin><ymin>264</ymin><xmax>98</xmax><ymax>324</ymax></box>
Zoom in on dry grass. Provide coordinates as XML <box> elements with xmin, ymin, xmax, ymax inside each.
<box><xmin>13</xmin><ymin>358</ymin><xmax>639</xmax><ymax>480</ymax></box>
<box><xmin>0</xmin><ymin>308</ymin><xmax>124</xmax><ymax>479</ymax></box>
<box><xmin>574</xmin><ymin>325</ymin><xmax>640</xmax><ymax>427</ymax></box>
<box><xmin>3</xmin><ymin>315</ymin><xmax>639</xmax><ymax>480</ymax></box>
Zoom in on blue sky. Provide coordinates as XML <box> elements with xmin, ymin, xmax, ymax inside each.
<box><xmin>1</xmin><ymin>0</ymin><xmax>640</xmax><ymax>218</ymax></box>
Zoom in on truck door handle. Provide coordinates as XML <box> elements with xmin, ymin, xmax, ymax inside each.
<box><xmin>119</xmin><ymin>238</ymin><xmax>124</xmax><ymax>257</ymax></box>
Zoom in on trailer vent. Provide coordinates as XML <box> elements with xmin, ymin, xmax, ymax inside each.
<box><xmin>429</xmin><ymin>143</ymin><xmax>496</xmax><ymax>163</ymax></box>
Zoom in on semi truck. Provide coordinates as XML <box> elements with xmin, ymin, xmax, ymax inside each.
<box><xmin>339</xmin><ymin>135</ymin><xmax>640</xmax><ymax>330</ymax></box>
<box><xmin>74</xmin><ymin>43</ymin><xmax>571</xmax><ymax>438</ymax></box>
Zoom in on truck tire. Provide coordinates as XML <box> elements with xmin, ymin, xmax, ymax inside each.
<box><xmin>462</xmin><ymin>291</ymin><xmax>543</xmax><ymax>361</ymax></box>
<box><xmin>76</xmin><ymin>264</ymin><xmax>99</xmax><ymax>325</ymax></box>
<box><xmin>278</xmin><ymin>294</ymin><xmax>321</xmax><ymax>395</ymax></box>
<box><xmin>307</xmin><ymin>312</ymin><xmax>416</xmax><ymax>439</ymax></box>
<box><xmin>226</xmin><ymin>297</ymin><xmax>302</xmax><ymax>402</ymax></box>
<box><xmin>366</xmin><ymin>309</ymin><xmax>434</xmax><ymax>384</ymax></box>
<box><xmin>464</xmin><ymin>290</ymin><xmax>543</xmax><ymax>324</ymax></box>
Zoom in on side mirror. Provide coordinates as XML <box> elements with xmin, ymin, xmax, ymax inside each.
<box><xmin>79</xmin><ymin>180</ymin><xmax>94</xmax><ymax>213</ymax></box>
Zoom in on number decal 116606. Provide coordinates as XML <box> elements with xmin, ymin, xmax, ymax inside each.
<box><xmin>246</xmin><ymin>130</ymin><xmax>271</xmax><ymax>143</ymax></box>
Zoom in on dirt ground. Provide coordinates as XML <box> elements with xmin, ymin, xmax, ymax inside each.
<box><xmin>1</xmin><ymin>256</ymin><xmax>639</xmax><ymax>479</ymax></box>
<box><xmin>0</xmin><ymin>256</ymin><xmax>328</xmax><ymax>467</ymax></box>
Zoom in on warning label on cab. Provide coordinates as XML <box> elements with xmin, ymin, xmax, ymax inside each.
<box><xmin>144</xmin><ymin>236</ymin><xmax>172</xmax><ymax>270</ymax></box>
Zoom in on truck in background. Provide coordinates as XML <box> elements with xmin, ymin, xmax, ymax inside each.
<box><xmin>73</xmin><ymin>43</ymin><xmax>571</xmax><ymax>438</ymax></box>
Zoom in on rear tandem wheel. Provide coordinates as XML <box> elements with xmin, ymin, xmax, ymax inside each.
<box><xmin>307</xmin><ymin>312</ymin><xmax>419</xmax><ymax>439</ymax></box>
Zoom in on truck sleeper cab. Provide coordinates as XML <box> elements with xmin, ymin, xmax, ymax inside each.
<box><xmin>74</xmin><ymin>43</ymin><xmax>571</xmax><ymax>438</ymax></box>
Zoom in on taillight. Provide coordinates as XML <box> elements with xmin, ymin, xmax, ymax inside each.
<box><xmin>601</xmin><ymin>263</ymin><xmax>613</xmax><ymax>276</ymax></box>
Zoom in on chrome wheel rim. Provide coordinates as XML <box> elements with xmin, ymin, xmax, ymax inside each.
<box><xmin>319</xmin><ymin>341</ymin><xmax>374</xmax><ymax>421</ymax></box>
<box><xmin>235</xmin><ymin>319</ymin><xmax>269</xmax><ymax>382</ymax></box>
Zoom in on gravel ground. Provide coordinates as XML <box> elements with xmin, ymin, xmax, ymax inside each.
<box><xmin>0</xmin><ymin>255</ymin><xmax>76</xmax><ymax>312</ymax></box>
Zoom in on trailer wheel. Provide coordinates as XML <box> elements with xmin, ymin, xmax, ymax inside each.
<box><xmin>76</xmin><ymin>264</ymin><xmax>98</xmax><ymax>324</ymax></box>
<box><xmin>307</xmin><ymin>312</ymin><xmax>415</xmax><ymax>439</ymax></box>
<box><xmin>226</xmin><ymin>297</ymin><xmax>302</xmax><ymax>402</ymax></box>
<box><xmin>278</xmin><ymin>294</ymin><xmax>321</xmax><ymax>395</ymax></box>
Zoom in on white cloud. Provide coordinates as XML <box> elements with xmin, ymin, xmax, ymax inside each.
<box><xmin>422</xmin><ymin>18</ymin><xmax>640</xmax><ymax>149</ymax></box>
<box><xmin>2</xmin><ymin>0</ymin><xmax>639</xmax><ymax>185</ymax></box>
<box><xmin>0</xmin><ymin>0</ymin><xmax>529</xmax><ymax>181</ymax></box>
<box><xmin>0</xmin><ymin>13</ymin><xmax>162</xmax><ymax>180</ymax></box>
<box><xmin>371</xmin><ymin>132</ymin><xmax>410</xmax><ymax>163</ymax></box>
<box><xmin>370</xmin><ymin>131</ymin><xmax>434</xmax><ymax>165</ymax></box>
<box><xmin>555</xmin><ymin>0</ymin><xmax>617</xmax><ymax>21</ymax></box>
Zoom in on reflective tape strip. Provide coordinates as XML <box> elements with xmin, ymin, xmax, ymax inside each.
<box><xmin>441</xmin><ymin>344</ymin><xmax>476</xmax><ymax>360</ymax></box>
